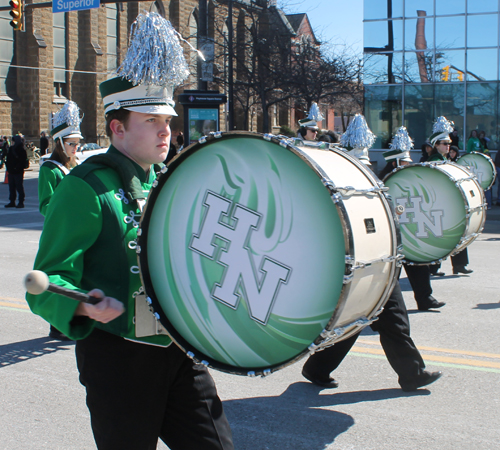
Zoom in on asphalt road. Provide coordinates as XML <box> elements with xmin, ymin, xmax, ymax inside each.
<box><xmin>1</xmin><ymin>166</ymin><xmax>499</xmax><ymax>450</ymax></box>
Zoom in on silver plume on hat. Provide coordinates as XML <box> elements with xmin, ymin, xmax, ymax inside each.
<box><xmin>389</xmin><ymin>126</ymin><xmax>414</xmax><ymax>152</ymax></box>
<box><xmin>116</xmin><ymin>12</ymin><xmax>190</xmax><ymax>88</ymax></box>
<box><xmin>307</xmin><ymin>102</ymin><xmax>324</xmax><ymax>122</ymax></box>
<box><xmin>53</xmin><ymin>101</ymin><xmax>82</xmax><ymax>129</ymax></box>
<box><xmin>432</xmin><ymin>116</ymin><xmax>454</xmax><ymax>135</ymax></box>
<box><xmin>340</xmin><ymin>114</ymin><xmax>376</xmax><ymax>149</ymax></box>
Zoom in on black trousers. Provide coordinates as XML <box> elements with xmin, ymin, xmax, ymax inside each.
<box><xmin>7</xmin><ymin>172</ymin><xmax>24</xmax><ymax>204</ymax></box>
<box><xmin>451</xmin><ymin>248</ymin><xmax>469</xmax><ymax>268</ymax></box>
<box><xmin>302</xmin><ymin>281</ymin><xmax>426</xmax><ymax>387</ymax></box>
<box><xmin>403</xmin><ymin>264</ymin><xmax>432</xmax><ymax>307</ymax></box>
<box><xmin>75</xmin><ymin>329</ymin><xmax>234</xmax><ymax>450</ymax></box>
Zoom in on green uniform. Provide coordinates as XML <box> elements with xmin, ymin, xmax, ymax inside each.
<box><xmin>428</xmin><ymin>152</ymin><xmax>446</xmax><ymax>162</ymax></box>
<box><xmin>38</xmin><ymin>160</ymin><xmax>67</xmax><ymax>216</ymax></box>
<box><xmin>27</xmin><ymin>146</ymin><xmax>172</xmax><ymax>347</ymax></box>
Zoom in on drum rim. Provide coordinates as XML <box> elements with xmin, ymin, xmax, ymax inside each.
<box><xmin>137</xmin><ymin>131</ymin><xmax>357</xmax><ymax>376</ymax></box>
<box><xmin>383</xmin><ymin>161</ymin><xmax>486</xmax><ymax>265</ymax></box>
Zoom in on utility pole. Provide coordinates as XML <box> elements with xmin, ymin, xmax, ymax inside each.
<box><xmin>198</xmin><ymin>0</ymin><xmax>208</xmax><ymax>91</ymax></box>
<box><xmin>227</xmin><ymin>0</ymin><xmax>234</xmax><ymax>130</ymax></box>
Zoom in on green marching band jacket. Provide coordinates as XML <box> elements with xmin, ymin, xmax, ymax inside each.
<box><xmin>38</xmin><ymin>160</ymin><xmax>67</xmax><ymax>217</ymax></box>
<box><xmin>26</xmin><ymin>146</ymin><xmax>173</xmax><ymax>347</ymax></box>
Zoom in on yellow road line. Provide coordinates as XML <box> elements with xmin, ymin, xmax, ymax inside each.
<box><xmin>0</xmin><ymin>300</ymin><xmax>30</xmax><ymax>310</ymax></box>
<box><xmin>357</xmin><ymin>338</ymin><xmax>500</xmax><ymax>359</ymax></box>
<box><xmin>352</xmin><ymin>345</ymin><xmax>500</xmax><ymax>370</ymax></box>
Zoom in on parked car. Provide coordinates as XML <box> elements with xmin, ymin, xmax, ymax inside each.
<box><xmin>39</xmin><ymin>143</ymin><xmax>107</xmax><ymax>166</ymax></box>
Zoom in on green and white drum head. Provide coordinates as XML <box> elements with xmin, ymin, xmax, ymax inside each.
<box><xmin>383</xmin><ymin>163</ymin><xmax>467</xmax><ymax>264</ymax></box>
<box><xmin>138</xmin><ymin>133</ymin><xmax>346</xmax><ymax>375</ymax></box>
<box><xmin>456</xmin><ymin>152</ymin><xmax>496</xmax><ymax>191</ymax></box>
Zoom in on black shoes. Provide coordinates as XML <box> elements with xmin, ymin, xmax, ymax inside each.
<box><xmin>16</xmin><ymin>203</ymin><xmax>24</xmax><ymax>208</ymax></box>
<box><xmin>4</xmin><ymin>203</ymin><xmax>15</xmax><ymax>208</ymax></box>
<box><xmin>417</xmin><ymin>295</ymin><xmax>446</xmax><ymax>311</ymax></box>
<box><xmin>453</xmin><ymin>266</ymin><xmax>473</xmax><ymax>275</ymax></box>
<box><xmin>48</xmin><ymin>328</ymin><xmax>72</xmax><ymax>341</ymax></box>
<box><xmin>431</xmin><ymin>271</ymin><xmax>445</xmax><ymax>277</ymax></box>
<box><xmin>400</xmin><ymin>371</ymin><xmax>443</xmax><ymax>392</ymax></box>
<box><xmin>302</xmin><ymin>368</ymin><xmax>339</xmax><ymax>388</ymax></box>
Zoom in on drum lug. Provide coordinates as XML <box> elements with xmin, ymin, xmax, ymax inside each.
<box><xmin>279</xmin><ymin>139</ymin><xmax>289</xmax><ymax>148</ymax></box>
<box><xmin>135</xmin><ymin>245</ymin><xmax>141</xmax><ymax>254</ymax></box>
<box><xmin>198</xmin><ymin>136</ymin><xmax>207</xmax><ymax>144</ymax></box>
<box><xmin>343</xmin><ymin>274</ymin><xmax>354</xmax><ymax>284</ymax></box>
<box><xmin>214</xmin><ymin>131</ymin><xmax>222</xmax><ymax>138</ymax></box>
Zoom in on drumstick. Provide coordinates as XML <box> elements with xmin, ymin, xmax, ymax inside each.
<box><xmin>24</xmin><ymin>270</ymin><xmax>101</xmax><ymax>305</ymax></box>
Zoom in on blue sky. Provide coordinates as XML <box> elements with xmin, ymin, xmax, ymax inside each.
<box><xmin>279</xmin><ymin>0</ymin><xmax>364</xmax><ymax>55</ymax></box>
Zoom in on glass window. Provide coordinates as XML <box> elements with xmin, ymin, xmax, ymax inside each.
<box><xmin>53</xmin><ymin>13</ymin><xmax>66</xmax><ymax>88</ymax></box>
<box><xmin>434</xmin><ymin>49</ymin><xmax>465</xmax><ymax>82</ymax></box>
<box><xmin>404</xmin><ymin>84</ymin><xmax>435</xmax><ymax>147</ymax></box>
<box><xmin>405</xmin><ymin>0</ymin><xmax>434</xmax><ymax>18</ymax></box>
<box><xmin>364</xmin><ymin>20</ymin><xmax>403</xmax><ymax>52</ymax></box>
<box><xmin>363</xmin><ymin>52</ymin><xmax>404</xmax><ymax>84</ymax></box>
<box><xmin>436</xmin><ymin>0</ymin><xmax>465</xmax><ymax>15</ymax></box>
<box><xmin>0</xmin><ymin>6</ymin><xmax>13</xmax><ymax>96</ymax></box>
<box><xmin>435</xmin><ymin>15</ymin><xmax>465</xmax><ymax>49</ymax></box>
<box><xmin>466</xmin><ymin>83</ymin><xmax>498</xmax><ymax>149</ymax></box>
<box><xmin>106</xmin><ymin>5</ymin><xmax>118</xmax><ymax>73</ymax></box>
<box><xmin>364</xmin><ymin>0</ymin><xmax>403</xmax><ymax>20</ymax></box>
<box><xmin>467</xmin><ymin>0</ymin><xmax>498</xmax><ymax>14</ymax></box>
<box><xmin>404</xmin><ymin>51</ymin><xmax>434</xmax><ymax>83</ymax></box>
<box><xmin>467</xmin><ymin>48</ymin><xmax>498</xmax><ymax>81</ymax></box>
<box><xmin>405</xmin><ymin>16</ymin><xmax>434</xmax><ymax>51</ymax></box>
<box><xmin>467</xmin><ymin>14</ymin><xmax>498</xmax><ymax>48</ymax></box>
<box><xmin>435</xmin><ymin>84</ymin><xmax>465</xmax><ymax>143</ymax></box>
<box><xmin>364</xmin><ymin>85</ymin><xmax>403</xmax><ymax>148</ymax></box>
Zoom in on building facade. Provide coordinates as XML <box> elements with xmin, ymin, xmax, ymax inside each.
<box><xmin>0</xmin><ymin>0</ymin><xmax>330</xmax><ymax>149</ymax></box>
<box><xmin>363</xmin><ymin>0</ymin><xmax>500</xmax><ymax>152</ymax></box>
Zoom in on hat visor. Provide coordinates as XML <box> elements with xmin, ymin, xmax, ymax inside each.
<box><xmin>124</xmin><ymin>104</ymin><xmax>177</xmax><ymax>116</ymax></box>
<box><xmin>64</xmin><ymin>132</ymin><xmax>84</xmax><ymax>139</ymax></box>
<box><xmin>401</xmin><ymin>157</ymin><xmax>413</xmax><ymax>162</ymax></box>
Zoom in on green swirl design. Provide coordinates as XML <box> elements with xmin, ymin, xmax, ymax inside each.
<box><xmin>146</xmin><ymin>138</ymin><xmax>345</xmax><ymax>369</ymax></box>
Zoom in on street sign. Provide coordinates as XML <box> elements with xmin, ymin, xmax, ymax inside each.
<box><xmin>52</xmin><ymin>0</ymin><xmax>100</xmax><ymax>14</ymax></box>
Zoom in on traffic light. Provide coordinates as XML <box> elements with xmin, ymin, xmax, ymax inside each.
<box><xmin>442</xmin><ymin>65</ymin><xmax>450</xmax><ymax>82</ymax></box>
<box><xmin>9</xmin><ymin>0</ymin><xmax>24</xmax><ymax>31</ymax></box>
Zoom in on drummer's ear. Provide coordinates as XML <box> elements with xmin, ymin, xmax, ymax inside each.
<box><xmin>109</xmin><ymin>119</ymin><xmax>126</xmax><ymax>140</ymax></box>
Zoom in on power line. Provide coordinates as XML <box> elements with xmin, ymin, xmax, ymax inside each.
<box><xmin>0</xmin><ymin>62</ymin><xmax>108</xmax><ymax>75</ymax></box>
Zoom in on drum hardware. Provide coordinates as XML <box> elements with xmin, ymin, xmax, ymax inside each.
<box><xmin>395</xmin><ymin>204</ymin><xmax>405</xmax><ymax>215</ymax></box>
<box><xmin>333</xmin><ymin>186</ymin><xmax>389</xmax><ymax>197</ymax></box>
<box><xmin>308</xmin><ymin>317</ymin><xmax>377</xmax><ymax>354</ymax></box>
<box><xmin>454</xmin><ymin>176</ymin><xmax>477</xmax><ymax>186</ymax></box>
<box><xmin>214</xmin><ymin>131</ymin><xmax>222</xmax><ymax>138</ymax></box>
<box><xmin>198</xmin><ymin>136</ymin><xmax>207</xmax><ymax>144</ymax></box>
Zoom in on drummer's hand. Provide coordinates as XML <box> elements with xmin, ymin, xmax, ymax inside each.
<box><xmin>74</xmin><ymin>289</ymin><xmax>125</xmax><ymax>323</ymax></box>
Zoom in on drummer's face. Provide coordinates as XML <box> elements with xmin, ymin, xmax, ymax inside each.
<box><xmin>113</xmin><ymin>111</ymin><xmax>172</xmax><ymax>170</ymax></box>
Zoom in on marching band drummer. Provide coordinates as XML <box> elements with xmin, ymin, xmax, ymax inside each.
<box><xmin>26</xmin><ymin>13</ymin><xmax>234</xmax><ymax>450</ymax></box>
<box><xmin>297</xmin><ymin>102</ymin><xmax>323</xmax><ymax>141</ymax></box>
<box><xmin>39</xmin><ymin>100</ymin><xmax>83</xmax><ymax>341</ymax></box>
<box><xmin>428</xmin><ymin>116</ymin><xmax>454</xmax><ymax>162</ymax></box>
<box><xmin>302</xmin><ymin>126</ymin><xmax>443</xmax><ymax>392</ymax></box>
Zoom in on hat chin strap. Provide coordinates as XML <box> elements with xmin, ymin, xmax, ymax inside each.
<box><xmin>59</xmin><ymin>137</ymin><xmax>69</xmax><ymax>157</ymax></box>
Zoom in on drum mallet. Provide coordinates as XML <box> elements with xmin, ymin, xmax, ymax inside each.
<box><xmin>24</xmin><ymin>270</ymin><xmax>100</xmax><ymax>305</ymax></box>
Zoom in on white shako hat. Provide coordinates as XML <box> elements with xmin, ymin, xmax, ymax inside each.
<box><xmin>298</xmin><ymin>102</ymin><xmax>324</xmax><ymax>130</ymax></box>
<box><xmin>100</xmin><ymin>12</ymin><xmax>190</xmax><ymax>117</ymax></box>
<box><xmin>340</xmin><ymin>113</ymin><xmax>375</xmax><ymax>165</ymax></box>
<box><xmin>383</xmin><ymin>126</ymin><xmax>413</xmax><ymax>163</ymax></box>
<box><xmin>429</xmin><ymin>116</ymin><xmax>453</xmax><ymax>147</ymax></box>
<box><xmin>50</xmin><ymin>101</ymin><xmax>83</xmax><ymax>140</ymax></box>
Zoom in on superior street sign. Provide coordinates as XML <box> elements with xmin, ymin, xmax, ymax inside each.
<box><xmin>53</xmin><ymin>0</ymin><xmax>100</xmax><ymax>13</ymax></box>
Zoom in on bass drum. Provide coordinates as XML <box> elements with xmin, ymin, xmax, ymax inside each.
<box><xmin>456</xmin><ymin>151</ymin><xmax>497</xmax><ymax>191</ymax></box>
<box><xmin>137</xmin><ymin>132</ymin><xmax>400</xmax><ymax>376</ymax></box>
<box><xmin>383</xmin><ymin>162</ymin><xmax>486</xmax><ymax>265</ymax></box>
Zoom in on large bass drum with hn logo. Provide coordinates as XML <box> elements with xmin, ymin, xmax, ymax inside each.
<box><xmin>383</xmin><ymin>161</ymin><xmax>486</xmax><ymax>265</ymax></box>
<box><xmin>137</xmin><ymin>132</ymin><xmax>401</xmax><ymax>376</ymax></box>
